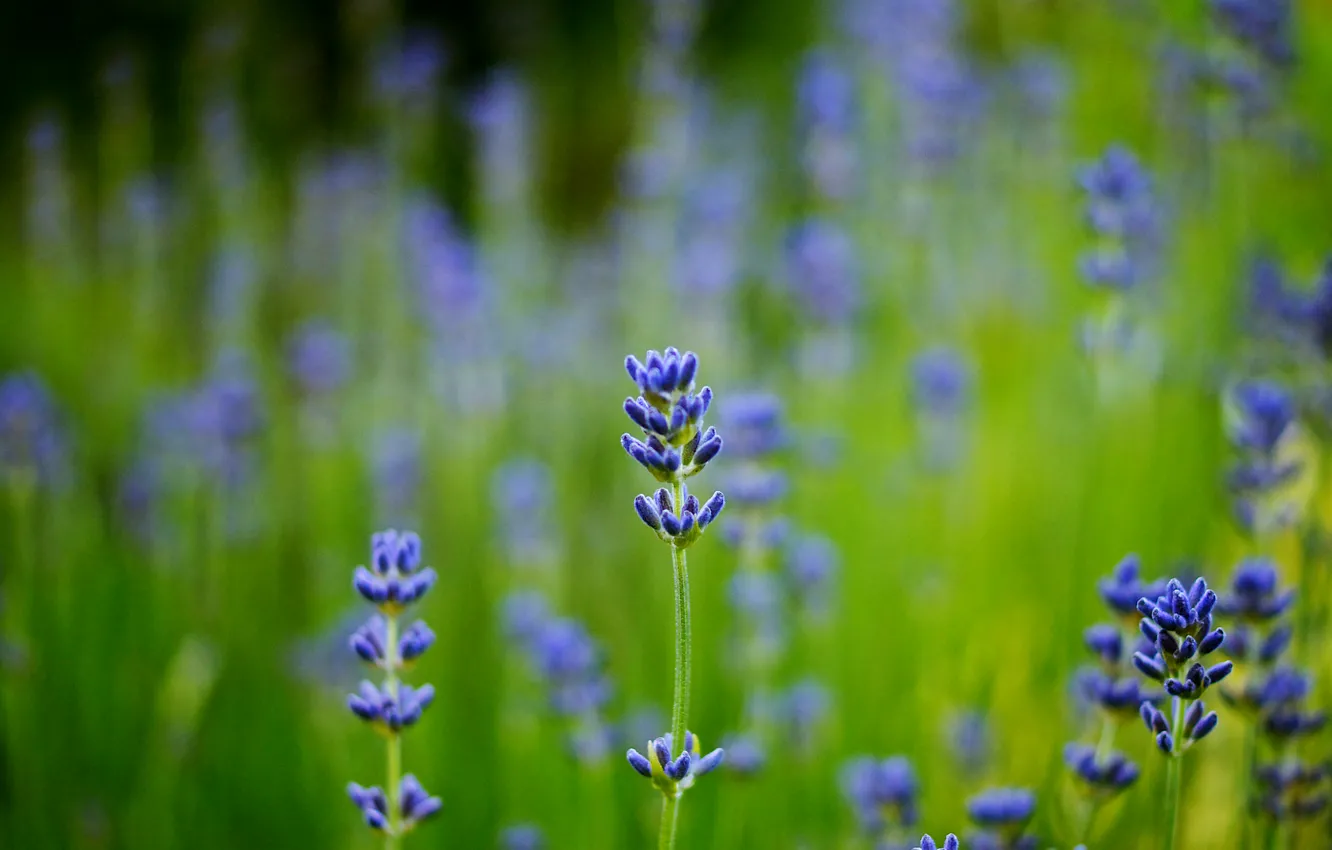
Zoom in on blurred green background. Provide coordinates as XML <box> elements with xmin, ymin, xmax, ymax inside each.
<box><xmin>2</xmin><ymin>0</ymin><xmax>1332</xmax><ymax>848</ymax></box>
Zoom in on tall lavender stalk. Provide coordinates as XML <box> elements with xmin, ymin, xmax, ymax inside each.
<box><xmin>346</xmin><ymin>530</ymin><xmax>442</xmax><ymax>846</ymax></box>
<box><xmin>621</xmin><ymin>348</ymin><xmax>726</xmax><ymax>849</ymax></box>
<box><xmin>1133</xmin><ymin>577</ymin><xmax>1234</xmax><ymax>850</ymax></box>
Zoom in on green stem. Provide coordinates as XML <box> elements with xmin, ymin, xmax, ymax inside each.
<box><xmin>661</xmin><ymin>480</ymin><xmax>691</xmax><ymax>850</ymax></box>
<box><xmin>1164</xmin><ymin>697</ymin><xmax>1184</xmax><ymax>850</ymax></box>
<box><xmin>659</xmin><ymin>793</ymin><xmax>681</xmax><ymax>850</ymax></box>
<box><xmin>385</xmin><ymin>613</ymin><xmax>402</xmax><ymax>850</ymax></box>
<box><xmin>1240</xmin><ymin>721</ymin><xmax>1258</xmax><ymax>850</ymax></box>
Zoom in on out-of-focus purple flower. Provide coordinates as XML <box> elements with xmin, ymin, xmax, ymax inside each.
<box><xmin>405</xmin><ymin>194</ymin><xmax>490</xmax><ymax>331</ymax></box>
<box><xmin>911</xmin><ymin>348</ymin><xmax>971</xmax><ymax>417</ymax></box>
<box><xmin>467</xmin><ymin>70</ymin><xmax>532</xmax><ymax>206</ymax></box>
<box><xmin>786</xmin><ymin>533</ymin><xmax>837</xmax><ymax>616</ymax></box>
<box><xmin>504</xmin><ymin>591</ymin><xmax>614</xmax><ymax>761</ymax></box>
<box><xmin>675</xmin><ymin>170</ymin><xmax>752</xmax><ymax>295</ymax></box>
<box><xmin>372</xmin><ymin>428</ymin><xmax>422</xmax><ymax>525</ymax></box>
<box><xmin>1211</xmin><ymin>0</ymin><xmax>1295</xmax><ymax>69</ymax></box>
<box><xmin>372</xmin><ymin>31</ymin><xmax>445</xmax><ymax>106</ymax></box>
<box><xmin>719</xmin><ymin>732</ymin><xmax>766</xmax><ymax>776</ymax></box>
<box><xmin>1076</xmin><ymin>146</ymin><xmax>1161</xmax><ymax>293</ymax></box>
<box><xmin>785</xmin><ymin>219</ymin><xmax>860</xmax><ymax>325</ymax></box>
<box><xmin>1011</xmin><ymin>52</ymin><xmax>1069</xmax><ymax>121</ymax></box>
<box><xmin>0</xmin><ymin>372</ymin><xmax>67</xmax><ymax>489</ymax></box>
<box><xmin>779</xmin><ymin>679</ymin><xmax>830</xmax><ymax>750</ymax></box>
<box><xmin>798</xmin><ymin>50</ymin><xmax>857</xmax><ymax>132</ymax></box>
<box><xmin>491</xmin><ymin>459</ymin><xmax>554</xmax><ymax>564</ymax></box>
<box><xmin>287</xmin><ymin>320</ymin><xmax>351</xmax><ymax>396</ymax></box>
<box><xmin>841</xmin><ymin>755</ymin><xmax>918</xmax><ymax>837</ymax></box>
<box><xmin>500</xmin><ymin>824</ymin><xmax>545</xmax><ymax>850</ymax></box>
<box><xmin>945</xmin><ymin>710</ymin><xmax>991</xmax><ymax>776</ymax></box>
<box><xmin>966</xmin><ymin>787</ymin><xmax>1037</xmax><ymax>849</ymax></box>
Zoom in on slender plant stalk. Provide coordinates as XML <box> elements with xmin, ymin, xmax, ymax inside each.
<box><xmin>1240</xmin><ymin>721</ymin><xmax>1258</xmax><ymax>850</ymax></box>
<box><xmin>385</xmin><ymin>613</ymin><xmax>402</xmax><ymax>850</ymax></box>
<box><xmin>1164</xmin><ymin>697</ymin><xmax>1184</xmax><ymax>850</ymax></box>
<box><xmin>661</xmin><ymin>479</ymin><xmax>692</xmax><ymax>850</ymax></box>
<box><xmin>659</xmin><ymin>794</ymin><xmax>681</xmax><ymax>850</ymax></box>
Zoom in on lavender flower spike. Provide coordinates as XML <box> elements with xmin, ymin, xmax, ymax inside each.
<box><xmin>344</xmin><ymin>530</ymin><xmax>441</xmax><ymax>843</ymax></box>
<box><xmin>620</xmin><ymin>349</ymin><xmax>726</xmax><ymax>849</ymax></box>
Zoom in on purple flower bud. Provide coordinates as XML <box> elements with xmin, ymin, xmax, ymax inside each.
<box><xmin>693</xmin><ymin>437</ymin><xmax>722</xmax><ymax>466</ymax></box>
<box><xmin>1199</xmin><ymin>628</ymin><xmax>1225</xmax><ymax>655</ymax></box>
<box><xmin>661</xmin><ymin>511</ymin><xmax>682</xmax><ymax>537</ymax></box>
<box><xmin>653</xmin><ymin>738</ymin><xmax>672</xmax><ymax>771</ymax></box>
<box><xmin>625</xmin><ymin>355</ymin><xmax>646</xmax><ymax>383</ymax></box>
<box><xmin>1191</xmin><ymin>711</ymin><xmax>1219</xmax><ymax>741</ymax></box>
<box><xmin>1133</xmin><ymin>652</ymin><xmax>1166</xmax><ymax>681</ymax></box>
<box><xmin>1156</xmin><ymin>731</ymin><xmax>1174</xmax><ymax>753</ymax></box>
<box><xmin>635</xmin><ymin>495</ymin><xmax>662</xmax><ymax>530</ymax></box>
<box><xmin>627</xmin><ymin>748</ymin><xmax>652</xmax><ymax>777</ymax></box>
<box><xmin>678</xmin><ymin>353</ymin><xmax>698</xmax><ymax>388</ymax></box>
<box><xmin>624</xmin><ymin>398</ymin><xmax>650</xmax><ymax>429</ymax></box>
<box><xmin>1206</xmin><ymin>660</ymin><xmax>1234</xmax><ymax>684</ymax></box>
<box><xmin>694</xmin><ymin>748</ymin><xmax>724</xmax><ymax>775</ymax></box>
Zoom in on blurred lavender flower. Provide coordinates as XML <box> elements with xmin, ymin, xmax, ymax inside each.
<box><xmin>372</xmin><ymin>428</ymin><xmax>422</xmax><ymax>526</ymax></box>
<box><xmin>499</xmin><ymin>824</ymin><xmax>545</xmax><ymax>850</ymax></box>
<box><xmin>911</xmin><ymin>348</ymin><xmax>971</xmax><ymax>417</ymax></box>
<box><xmin>287</xmin><ymin>320</ymin><xmax>351</xmax><ymax>397</ymax></box>
<box><xmin>944</xmin><ymin>710</ymin><xmax>991</xmax><ymax>776</ymax></box>
<box><xmin>719</xmin><ymin>732</ymin><xmax>766</xmax><ymax>776</ymax></box>
<box><xmin>1077</xmin><ymin>146</ymin><xmax>1161</xmax><ymax>293</ymax></box>
<box><xmin>0</xmin><ymin>372</ymin><xmax>67</xmax><ymax>489</ymax></box>
<box><xmin>1064</xmin><ymin>743</ymin><xmax>1140</xmax><ymax>798</ymax></box>
<box><xmin>371</xmin><ymin>31</ymin><xmax>444</xmax><ymax>108</ymax></box>
<box><xmin>1254</xmin><ymin>761</ymin><xmax>1330</xmax><ymax>820</ymax></box>
<box><xmin>675</xmin><ymin>170</ymin><xmax>752</xmax><ymax>296</ymax></box>
<box><xmin>796</xmin><ymin>49</ymin><xmax>859</xmax><ymax>199</ymax></box>
<box><xmin>468</xmin><ymin>71</ymin><xmax>532</xmax><ymax>206</ymax></box>
<box><xmin>966</xmin><ymin>787</ymin><xmax>1036</xmax><ymax>850</ymax></box>
<box><xmin>917</xmin><ymin>836</ymin><xmax>960</xmax><ymax>850</ymax></box>
<box><xmin>911</xmin><ymin>347</ymin><xmax>972</xmax><ymax>468</ymax></box>
<box><xmin>406</xmin><ymin>195</ymin><xmax>489</xmax><ymax>330</ymax></box>
<box><xmin>842</xmin><ymin>756</ymin><xmax>918</xmax><ymax>840</ymax></box>
<box><xmin>1226</xmin><ymin>380</ymin><xmax>1304</xmax><ymax>534</ymax></box>
<box><xmin>504</xmin><ymin>591</ymin><xmax>614</xmax><ymax>762</ymax></box>
<box><xmin>785</xmin><ymin>533</ymin><xmax>838</xmax><ymax>618</ymax></box>
<box><xmin>785</xmin><ymin>219</ymin><xmax>860</xmax><ymax>327</ymax></box>
<box><xmin>491</xmin><ymin>459</ymin><xmax>555</xmax><ymax>565</ymax></box>
<box><xmin>779</xmin><ymin>679</ymin><xmax>830</xmax><ymax>751</ymax></box>
<box><xmin>1211</xmin><ymin>0</ymin><xmax>1295</xmax><ymax>69</ymax></box>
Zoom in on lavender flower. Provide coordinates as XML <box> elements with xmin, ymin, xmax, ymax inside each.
<box><xmin>345</xmin><ymin>529</ymin><xmax>441</xmax><ymax>840</ymax></box>
<box><xmin>491</xmin><ymin>459</ymin><xmax>556</xmax><ymax>565</ymax></box>
<box><xmin>287</xmin><ymin>320</ymin><xmax>351</xmax><ymax>396</ymax></box>
<box><xmin>620</xmin><ymin>348</ymin><xmax>725</xmax><ymax>840</ymax></box>
<box><xmin>1211</xmin><ymin>0</ymin><xmax>1295</xmax><ymax>69</ymax></box>
<box><xmin>718</xmin><ymin>733</ymin><xmax>765</xmax><ymax>776</ymax></box>
<box><xmin>1254</xmin><ymin>761</ymin><xmax>1331</xmax><ymax>820</ymax></box>
<box><xmin>626</xmin><ymin>731</ymin><xmax>725</xmax><ymax>794</ymax></box>
<box><xmin>1077</xmin><ymin>146</ymin><xmax>1160</xmax><ymax>292</ymax></box>
<box><xmin>504</xmin><ymin>591</ymin><xmax>613</xmax><ymax>762</ymax></box>
<box><xmin>0</xmin><ymin>371</ymin><xmax>66</xmax><ymax>489</ymax></box>
<box><xmin>966</xmin><ymin>787</ymin><xmax>1036</xmax><ymax>850</ymax></box>
<box><xmin>1226</xmin><ymin>380</ymin><xmax>1303</xmax><ymax>533</ymax></box>
<box><xmin>841</xmin><ymin>756</ymin><xmax>918</xmax><ymax>837</ymax></box>
<box><xmin>1064</xmin><ymin>743</ymin><xmax>1140</xmax><ymax>797</ymax></box>
<box><xmin>917</xmin><ymin>836</ymin><xmax>960</xmax><ymax>850</ymax></box>
<box><xmin>785</xmin><ymin>533</ymin><xmax>838</xmax><ymax>617</ymax></box>
<box><xmin>348</xmin><ymin>775</ymin><xmax>442</xmax><ymax>833</ymax></box>
<box><xmin>1133</xmin><ymin>578</ymin><xmax>1231</xmax><ymax>755</ymax></box>
<box><xmin>784</xmin><ymin>219</ymin><xmax>860</xmax><ymax>326</ymax></box>
<box><xmin>499</xmin><ymin>824</ymin><xmax>545</xmax><ymax>850</ymax></box>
